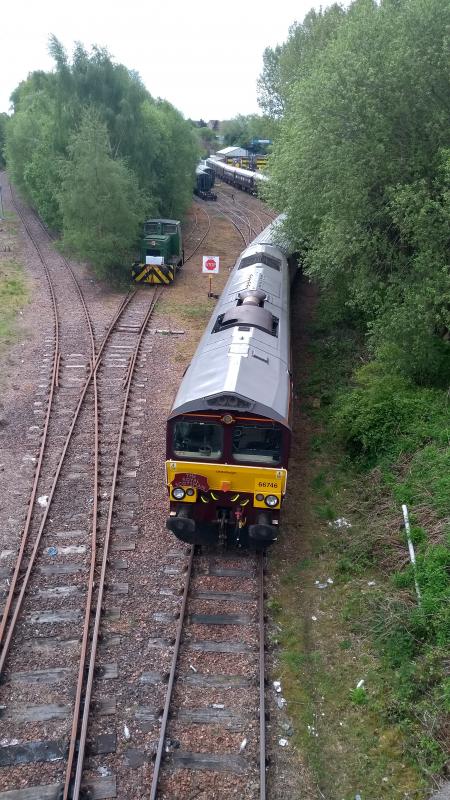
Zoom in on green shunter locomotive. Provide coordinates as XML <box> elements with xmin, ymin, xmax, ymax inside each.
<box><xmin>131</xmin><ymin>219</ymin><xmax>184</xmax><ymax>284</ymax></box>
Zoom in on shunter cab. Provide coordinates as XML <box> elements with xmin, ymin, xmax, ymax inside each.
<box><xmin>131</xmin><ymin>219</ymin><xmax>184</xmax><ymax>284</ymax></box>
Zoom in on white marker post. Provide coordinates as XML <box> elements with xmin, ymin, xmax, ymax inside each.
<box><xmin>402</xmin><ymin>504</ymin><xmax>422</xmax><ymax>606</ymax></box>
<box><xmin>202</xmin><ymin>255</ymin><xmax>219</xmax><ymax>297</ymax></box>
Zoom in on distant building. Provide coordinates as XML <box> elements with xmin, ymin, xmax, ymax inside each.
<box><xmin>216</xmin><ymin>146</ymin><xmax>248</xmax><ymax>160</ymax></box>
<box><xmin>207</xmin><ymin>120</ymin><xmax>220</xmax><ymax>131</ymax></box>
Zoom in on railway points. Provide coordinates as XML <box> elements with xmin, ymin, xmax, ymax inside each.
<box><xmin>0</xmin><ymin>178</ymin><xmax>285</xmax><ymax>799</ymax></box>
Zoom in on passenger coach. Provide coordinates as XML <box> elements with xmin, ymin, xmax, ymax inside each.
<box><xmin>165</xmin><ymin>217</ymin><xmax>297</xmax><ymax>548</ymax></box>
<box><xmin>205</xmin><ymin>157</ymin><xmax>268</xmax><ymax>195</ymax></box>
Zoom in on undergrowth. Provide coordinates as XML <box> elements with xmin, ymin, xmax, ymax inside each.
<box><xmin>0</xmin><ymin>258</ymin><xmax>28</xmax><ymax>347</ymax></box>
<box><xmin>308</xmin><ymin>298</ymin><xmax>450</xmax><ymax>781</ymax></box>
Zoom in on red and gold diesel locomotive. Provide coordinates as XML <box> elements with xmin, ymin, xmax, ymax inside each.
<box><xmin>165</xmin><ymin>217</ymin><xmax>297</xmax><ymax>547</ymax></box>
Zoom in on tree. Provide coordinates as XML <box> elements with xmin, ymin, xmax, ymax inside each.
<box><xmin>221</xmin><ymin>114</ymin><xmax>277</xmax><ymax>149</ymax></box>
<box><xmin>257</xmin><ymin>6</ymin><xmax>345</xmax><ymax>119</ymax></box>
<box><xmin>0</xmin><ymin>114</ymin><xmax>9</xmax><ymax>167</ymax></box>
<box><xmin>264</xmin><ymin>0</ymin><xmax>450</xmax><ymax>385</ymax></box>
<box><xmin>195</xmin><ymin>125</ymin><xmax>218</xmax><ymax>158</ymax></box>
<box><xmin>6</xmin><ymin>36</ymin><xmax>198</xmax><ymax>251</ymax></box>
<box><xmin>59</xmin><ymin>111</ymin><xmax>147</xmax><ymax>278</ymax></box>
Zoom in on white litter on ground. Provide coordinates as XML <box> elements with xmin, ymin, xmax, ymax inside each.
<box><xmin>329</xmin><ymin>517</ymin><xmax>352</xmax><ymax>529</ymax></box>
<box><xmin>37</xmin><ymin>495</ymin><xmax>49</xmax><ymax>508</ymax></box>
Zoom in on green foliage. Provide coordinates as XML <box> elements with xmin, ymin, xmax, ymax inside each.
<box><xmin>0</xmin><ymin>260</ymin><xmax>28</xmax><ymax>348</ymax></box>
<box><xmin>258</xmin><ymin>5</ymin><xmax>346</xmax><ymax>119</ymax></box>
<box><xmin>0</xmin><ymin>113</ymin><xmax>8</xmax><ymax>167</ymax></box>
<box><xmin>59</xmin><ymin>111</ymin><xmax>146</xmax><ymax>278</ymax></box>
<box><xmin>331</xmin><ymin>364</ymin><xmax>449</xmax><ymax>465</ymax></box>
<box><xmin>221</xmin><ymin>114</ymin><xmax>277</xmax><ymax>149</ymax></box>
<box><xmin>349</xmin><ymin>685</ymin><xmax>368</xmax><ymax>705</ymax></box>
<box><xmin>394</xmin><ymin>447</ymin><xmax>450</xmax><ymax>517</ymax></box>
<box><xmin>263</xmin><ymin>0</ymin><xmax>450</xmax><ymax>386</ymax></box>
<box><xmin>305</xmin><ymin>294</ymin><xmax>449</xmax><ymax>784</ymax></box>
<box><xmin>194</xmin><ymin>125</ymin><xmax>218</xmax><ymax>158</ymax></box>
<box><xmin>6</xmin><ymin>37</ymin><xmax>198</xmax><ymax>268</ymax></box>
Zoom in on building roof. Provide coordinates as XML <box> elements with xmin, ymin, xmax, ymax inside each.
<box><xmin>217</xmin><ymin>146</ymin><xmax>248</xmax><ymax>157</ymax></box>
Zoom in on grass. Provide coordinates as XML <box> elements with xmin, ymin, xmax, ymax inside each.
<box><xmin>0</xmin><ymin>258</ymin><xmax>29</xmax><ymax>349</ymax></box>
<box><xmin>266</xmin><ymin>288</ymin><xmax>447</xmax><ymax>799</ymax></box>
<box><xmin>0</xmin><ymin>213</ymin><xmax>29</xmax><ymax>369</ymax></box>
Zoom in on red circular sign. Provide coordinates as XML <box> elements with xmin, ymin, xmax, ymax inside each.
<box><xmin>205</xmin><ymin>258</ymin><xmax>216</xmax><ymax>271</ymax></box>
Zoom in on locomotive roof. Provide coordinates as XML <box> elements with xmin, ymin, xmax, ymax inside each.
<box><xmin>145</xmin><ymin>218</ymin><xmax>180</xmax><ymax>225</ymax></box>
<box><xmin>206</xmin><ymin>157</ymin><xmax>268</xmax><ymax>182</ymax></box>
<box><xmin>169</xmin><ymin>217</ymin><xmax>292</xmax><ymax>427</ymax></box>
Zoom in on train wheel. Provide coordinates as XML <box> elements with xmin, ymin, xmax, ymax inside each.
<box><xmin>218</xmin><ymin>512</ymin><xmax>227</xmax><ymax>548</ymax></box>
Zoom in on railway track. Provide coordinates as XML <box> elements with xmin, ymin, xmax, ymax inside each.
<box><xmin>1</xmin><ymin>183</ymin><xmax>278</xmax><ymax>798</ymax></box>
<box><xmin>148</xmin><ymin>547</ymin><xmax>268</xmax><ymax>800</ymax></box>
<box><xmin>215</xmin><ymin>191</ymin><xmax>266</xmax><ymax>242</ymax></box>
<box><xmin>184</xmin><ymin>202</ymin><xmax>211</xmax><ymax>263</ymax></box>
<box><xmin>0</xmin><ymin>286</ymin><xmax>161</xmax><ymax>798</ymax></box>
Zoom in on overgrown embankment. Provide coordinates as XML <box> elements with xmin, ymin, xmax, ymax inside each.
<box><xmin>0</xmin><ymin>214</ymin><xmax>28</xmax><ymax>356</ymax></box>
<box><xmin>269</xmin><ymin>287</ymin><xmax>448</xmax><ymax>800</ymax></box>
<box><xmin>259</xmin><ymin>4</ymin><xmax>449</xmax><ymax>792</ymax></box>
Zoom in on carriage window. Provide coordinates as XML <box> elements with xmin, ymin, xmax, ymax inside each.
<box><xmin>232</xmin><ymin>425</ymin><xmax>282</xmax><ymax>464</ymax></box>
<box><xmin>173</xmin><ymin>421</ymin><xmax>223</xmax><ymax>460</ymax></box>
<box><xmin>162</xmin><ymin>223</ymin><xmax>177</xmax><ymax>234</ymax></box>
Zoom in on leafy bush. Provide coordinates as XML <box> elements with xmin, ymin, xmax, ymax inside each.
<box><xmin>331</xmin><ymin>364</ymin><xmax>448</xmax><ymax>465</ymax></box>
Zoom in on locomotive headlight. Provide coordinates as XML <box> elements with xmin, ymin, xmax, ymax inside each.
<box><xmin>265</xmin><ymin>494</ymin><xmax>279</xmax><ymax>508</ymax></box>
<box><xmin>172</xmin><ymin>487</ymin><xmax>186</xmax><ymax>500</ymax></box>
<box><xmin>255</xmin><ymin>493</ymin><xmax>264</xmax><ymax>502</ymax></box>
<box><xmin>186</xmin><ymin>487</ymin><xmax>195</xmax><ymax>497</ymax></box>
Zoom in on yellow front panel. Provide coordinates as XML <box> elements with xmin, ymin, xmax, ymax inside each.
<box><xmin>166</xmin><ymin>461</ymin><xmax>287</xmax><ymax>504</ymax></box>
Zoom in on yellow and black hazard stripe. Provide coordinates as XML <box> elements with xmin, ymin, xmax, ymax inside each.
<box><xmin>132</xmin><ymin>264</ymin><xmax>174</xmax><ymax>285</ymax></box>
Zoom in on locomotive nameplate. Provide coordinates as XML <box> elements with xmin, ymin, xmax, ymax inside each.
<box><xmin>173</xmin><ymin>473</ymin><xmax>209</xmax><ymax>491</ymax></box>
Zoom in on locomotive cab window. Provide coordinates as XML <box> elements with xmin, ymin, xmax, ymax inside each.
<box><xmin>173</xmin><ymin>421</ymin><xmax>223</xmax><ymax>460</ymax></box>
<box><xmin>144</xmin><ymin>222</ymin><xmax>160</xmax><ymax>235</ymax></box>
<box><xmin>162</xmin><ymin>223</ymin><xmax>177</xmax><ymax>234</ymax></box>
<box><xmin>232</xmin><ymin>425</ymin><xmax>282</xmax><ymax>464</ymax></box>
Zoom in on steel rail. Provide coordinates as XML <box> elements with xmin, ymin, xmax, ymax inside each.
<box><xmin>234</xmin><ymin>202</ymin><xmax>268</xmax><ymax>236</ymax></box>
<box><xmin>216</xmin><ymin>190</ymin><xmax>259</xmax><ymax>240</ymax></box>
<box><xmin>0</xmin><ymin>289</ymin><xmax>135</xmax><ymax>675</ymax></box>
<box><xmin>149</xmin><ymin>546</ymin><xmax>195</xmax><ymax>800</ymax></box>
<box><xmin>214</xmin><ymin>198</ymin><xmax>249</xmax><ymax>247</ymax></box>
<box><xmin>68</xmin><ymin>287</ymin><xmax>162</xmax><ymax>799</ymax></box>
<box><xmin>0</xmin><ymin>185</ymin><xmax>59</xmax><ymax>646</ymax></box>
<box><xmin>258</xmin><ymin>551</ymin><xmax>267</xmax><ymax>800</ymax></box>
<box><xmin>0</xmin><ymin>185</ymin><xmax>95</xmax><ymax>646</ymax></box>
<box><xmin>184</xmin><ymin>202</ymin><xmax>211</xmax><ymax>264</ymax></box>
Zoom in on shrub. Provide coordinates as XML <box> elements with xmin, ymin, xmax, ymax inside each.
<box><xmin>331</xmin><ymin>364</ymin><xmax>448</xmax><ymax>465</ymax></box>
